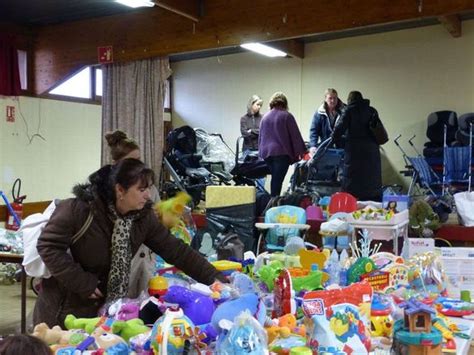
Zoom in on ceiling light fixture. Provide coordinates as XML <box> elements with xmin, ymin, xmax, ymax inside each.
<box><xmin>240</xmin><ymin>43</ymin><xmax>287</xmax><ymax>57</ymax></box>
<box><xmin>115</xmin><ymin>0</ymin><xmax>155</xmax><ymax>8</ymax></box>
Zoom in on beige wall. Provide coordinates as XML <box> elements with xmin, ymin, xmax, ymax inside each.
<box><xmin>171</xmin><ymin>20</ymin><xmax>474</xmax><ymax>189</ymax></box>
<box><xmin>0</xmin><ymin>96</ymin><xmax>101</xmax><ymax>204</ymax></box>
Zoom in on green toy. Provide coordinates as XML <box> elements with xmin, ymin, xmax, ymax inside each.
<box><xmin>112</xmin><ymin>318</ymin><xmax>151</xmax><ymax>342</ymax></box>
<box><xmin>347</xmin><ymin>257</ymin><xmax>376</xmax><ymax>284</ymax></box>
<box><xmin>292</xmin><ymin>269</ymin><xmax>323</xmax><ymax>292</ymax></box>
<box><xmin>64</xmin><ymin>315</ymin><xmax>102</xmax><ymax>334</ymax></box>
<box><xmin>257</xmin><ymin>260</ymin><xmax>284</xmax><ymax>291</ymax></box>
<box><xmin>409</xmin><ymin>199</ymin><xmax>440</xmax><ymax>238</ymax></box>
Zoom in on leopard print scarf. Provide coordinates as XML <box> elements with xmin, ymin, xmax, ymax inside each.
<box><xmin>106</xmin><ymin>206</ymin><xmax>139</xmax><ymax>303</ymax></box>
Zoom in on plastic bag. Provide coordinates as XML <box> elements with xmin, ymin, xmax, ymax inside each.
<box><xmin>454</xmin><ymin>191</ymin><xmax>474</xmax><ymax>226</ymax></box>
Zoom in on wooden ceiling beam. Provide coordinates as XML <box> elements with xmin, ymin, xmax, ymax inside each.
<box><xmin>438</xmin><ymin>14</ymin><xmax>462</xmax><ymax>37</ymax></box>
<box><xmin>267</xmin><ymin>39</ymin><xmax>304</xmax><ymax>59</ymax></box>
<box><xmin>33</xmin><ymin>0</ymin><xmax>474</xmax><ymax>94</ymax></box>
<box><xmin>154</xmin><ymin>0</ymin><xmax>201</xmax><ymax>22</ymax></box>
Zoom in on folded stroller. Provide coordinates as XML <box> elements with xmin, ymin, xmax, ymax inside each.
<box><xmin>395</xmin><ymin>134</ymin><xmax>442</xmax><ymax>196</ymax></box>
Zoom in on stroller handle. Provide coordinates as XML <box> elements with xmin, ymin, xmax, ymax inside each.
<box><xmin>310</xmin><ymin>137</ymin><xmax>333</xmax><ymax>162</ymax></box>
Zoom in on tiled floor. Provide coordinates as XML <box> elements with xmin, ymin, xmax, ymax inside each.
<box><xmin>0</xmin><ymin>281</ymin><xmax>37</xmax><ymax>336</ymax></box>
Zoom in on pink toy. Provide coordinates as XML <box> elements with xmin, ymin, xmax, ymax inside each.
<box><xmin>163</xmin><ymin>285</ymin><xmax>215</xmax><ymax>325</ymax></box>
<box><xmin>117</xmin><ymin>303</ymin><xmax>140</xmax><ymax>321</ymax></box>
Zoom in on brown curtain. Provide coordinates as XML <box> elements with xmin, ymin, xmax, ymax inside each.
<box><xmin>0</xmin><ymin>34</ymin><xmax>21</xmax><ymax>96</ymax></box>
<box><xmin>101</xmin><ymin>57</ymin><xmax>172</xmax><ymax>176</ymax></box>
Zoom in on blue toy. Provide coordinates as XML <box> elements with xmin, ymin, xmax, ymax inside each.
<box><xmin>230</xmin><ymin>272</ymin><xmax>256</xmax><ymax>295</ymax></box>
<box><xmin>211</xmin><ymin>293</ymin><xmax>266</xmax><ymax>332</ymax></box>
<box><xmin>163</xmin><ymin>285</ymin><xmax>215</xmax><ymax>325</ymax></box>
<box><xmin>216</xmin><ymin>310</ymin><xmax>268</xmax><ymax>355</ymax></box>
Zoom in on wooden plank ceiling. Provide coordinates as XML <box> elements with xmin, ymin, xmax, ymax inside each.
<box><xmin>6</xmin><ymin>0</ymin><xmax>473</xmax><ymax>94</ymax></box>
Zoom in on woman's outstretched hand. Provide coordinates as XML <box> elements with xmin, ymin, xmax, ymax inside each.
<box><xmin>88</xmin><ymin>288</ymin><xmax>104</xmax><ymax>299</ymax></box>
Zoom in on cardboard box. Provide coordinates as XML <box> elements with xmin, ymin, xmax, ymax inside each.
<box><xmin>440</xmin><ymin>247</ymin><xmax>474</xmax><ymax>298</ymax></box>
<box><xmin>401</xmin><ymin>238</ymin><xmax>435</xmax><ymax>258</ymax></box>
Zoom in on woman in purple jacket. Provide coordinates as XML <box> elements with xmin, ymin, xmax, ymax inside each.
<box><xmin>258</xmin><ymin>92</ymin><xmax>306</xmax><ymax>196</ymax></box>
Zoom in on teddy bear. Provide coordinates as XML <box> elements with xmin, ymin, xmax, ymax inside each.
<box><xmin>409</xmin><ymin>199</ymin><xmax>440</xmax><ymax>237</ymax></box>
<box><xmin>32</xmin><ymin>322</ymin><xmax>86</xmax><ymax>346</ymax></box>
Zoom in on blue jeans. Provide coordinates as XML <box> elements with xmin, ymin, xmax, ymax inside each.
<box><xmin>265</xmin><ymin>155</ymin><xmax>291</xmax><ymax>197</ymax></box>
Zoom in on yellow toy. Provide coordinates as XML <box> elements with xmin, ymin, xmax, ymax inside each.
<box><xmin>155</xmin><ymin>192</ymin><xmax>193</xmax><ymax>244</ymax></box>
<box><xmin>155</xmin><ymin>192</ymin><xmax>191</xmax><ymax>227</ymax></box>
<box><xmin>148</xmin><ymin>275</ymin><xmax>168</xmax><ymax>297</ymax></box>
<box><xmin>266</xmin><ymin>314</ymin><xmax>306</xmax><ymax>343</ymax></box>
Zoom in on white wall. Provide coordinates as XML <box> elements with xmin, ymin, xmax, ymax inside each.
<box><xmin>171</xmin><ymin>20</ymin><xmax>474</xmax><ymax>188</ymax></box>
<box><xmin>0</xmin><ymin>96</ymin><xmax>101</xmax><ymax>203</ymax></box>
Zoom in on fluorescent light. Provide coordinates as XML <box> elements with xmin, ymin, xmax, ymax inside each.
<box><xmin>240</xmin><ymin>43</ymin><xmax>287</xmax><ymax>57</ymax></box>
<box><xmin>115</xmin><ymin>0</ymin><xmax>155</xmax><ymax>8</ymax></box>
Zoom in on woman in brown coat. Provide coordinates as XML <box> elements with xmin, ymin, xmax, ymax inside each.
<box><xmin>33</xmin><ymin>158</ymin><xmax>224</xmax><ymax>328</ymax></box>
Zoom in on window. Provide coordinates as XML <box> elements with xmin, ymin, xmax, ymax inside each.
<box><xmin>17</xmin><ymin>50</ymin><xmax>27</xmax><ymax>90</ymax></box>
<box><xmin>50</xmin><ymin>67</ymin><xmax>91</xmax><ymax>99</ymax></box>
<box><xmin>415</xmin><ymin>314</ymin><xmax>426</xmax><ymax>329</ymax></box>
<box><xmin>47</xmin><ymin>66</ymin><xmax>171</xmax><ymax>112</ymax></box>
<box><xmin>164</xmin><ymin>78</ymin><xmax>171</xmax><ymax>112</ymax></box>
<box><xmin>95</xmin><ymin>68</ymin><xmax>103</xmax><ymax>97</ymax></box>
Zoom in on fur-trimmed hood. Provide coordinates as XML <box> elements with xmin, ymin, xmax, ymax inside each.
<box><xmin>317</xmin><ymin>99</ymin><xmax>345</xmax><ymax>116</ymax></box>
<box><xmin>72</xmin><ymin>165</ymin><xmax>153</xmax><ymax>215</ymax></box>
<box><xmin>72</xmin><ymin>165</ymin><xmax>112</xmax><ymax>204</ymax></box>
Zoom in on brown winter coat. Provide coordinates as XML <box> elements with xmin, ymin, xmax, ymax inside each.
<box><xmin>33</xmin><ymin>187</ymin><xmax>222</xmax><ymax>328</ymax></box>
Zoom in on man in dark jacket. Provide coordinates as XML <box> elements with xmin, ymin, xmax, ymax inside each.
<box><xmin>332</xmin><ymin>91</ymin><xmax>384</xmax><ymax>201</ymax></box>
<box><xmin>309</xmin><ymin>88</ymin><xmax>345</xmax><ymax>155</ymax></box>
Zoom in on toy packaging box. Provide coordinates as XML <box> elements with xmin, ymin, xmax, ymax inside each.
<box><xmin>302</xmin><ymin>282</ymin><xmax>373</xmax><ymax>354</ymax></box>
<box><xmin>382</xmin><ymin>194</ymin><xmax>409</xmax><ymax>212</ymax></box>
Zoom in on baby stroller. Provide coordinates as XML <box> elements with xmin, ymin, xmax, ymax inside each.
<box><xmin>161</xmin><ymin>126</ymin><xmax>229</xmax><ymax>206</ymax></box>
<box><xmin>290</xmin><ymin>137</ymin><xmax>344</xmax><ymax>198</ymax></box>
<box><xmin>231</xmin><ymin>136</ymin><xmax>270</xmax><ymax>189</ymax></box>
<box><xmin>194</xmin><ymin>127</ymin><xmax>235</xmax><ymax>181</ymax></box>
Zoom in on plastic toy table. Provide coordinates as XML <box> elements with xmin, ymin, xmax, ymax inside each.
<box><xmin>348</xmin><ymin>211</ymin><xmax>409</xmax><ymax>255</ymax></box>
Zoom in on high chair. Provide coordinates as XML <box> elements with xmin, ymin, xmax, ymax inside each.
<box><xmin>255</xmin><ymin>205</ymin><xmax>310</xmax><ymax>253</ymax></box>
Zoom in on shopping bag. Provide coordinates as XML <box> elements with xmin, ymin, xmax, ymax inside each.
<box><xmin>454</xmin><ymin>191</ymin><xmax>474</xmax><ymax>226</ymax></box>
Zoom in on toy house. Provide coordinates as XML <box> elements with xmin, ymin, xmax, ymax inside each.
<box><xmin>394</xmin><ymin>298</ymin><xmax>442</xmax><ymax>355</ymax></box>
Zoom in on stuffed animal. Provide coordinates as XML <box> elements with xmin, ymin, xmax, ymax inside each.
<box><xmin>64</xmin><ymin>314</ymin><xmax>102</xmax><ymax>334</ymax></box>
<box><xmin>409</xmin><ymin>199</ymin><xmax>440</xmax><ymax>237</ymax></box>
<box><xmin>112</xmin><ymin>318</ymin><xmax>151</xmax><ymax>342</ymax></box>
<box><xmin>155</xmin><ymin>191</ymin><xmax>191</xmax><ymax>222</ymax></box>
<box><xmin>163</xmin><ymin>285</ymin><xmax>215</xmax><ymax>325</ymax></box>
<box><xmin>155</xmin><ymin>192</ymin><xmax>194</xmax><ymax>245</ymax></box>
<box><xmin>211</xmin><ymin>293</ymin><xmax>266</xmax><ymax>332</ymax></box>
<box><xmin>32</xmin><ymin>323</ymin><xmax>84</xmax><ymax>345</ymax></box>
<box><xmin>116</xmin><ymin>302</ymin><xmax>140</xmax><ymax>321</ymax></box>
<box><xmin>91</xmin><ymin>326</ymin><xmax>129</xmax><ymax>351</ymax></box>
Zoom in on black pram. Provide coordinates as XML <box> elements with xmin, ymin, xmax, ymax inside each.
<box><xmin>290</xmin><ymin>137</ymin><xmax>344</xmax><ymax>197</ymax></box>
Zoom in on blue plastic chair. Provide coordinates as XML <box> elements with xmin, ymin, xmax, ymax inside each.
<box><xmin>255</xmin><ymin>205</ymin><xmax>310</xmax><ymax>252</ymax></box>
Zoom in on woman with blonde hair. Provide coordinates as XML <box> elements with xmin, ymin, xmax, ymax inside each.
<box><xmin>258</xmin><ymin>92</ymin><xmax>306</xmax><ymax>196</ymax></box>
<box><xmin>240</xmin><ymin>94</ymin><xmax>263</xmax><ymax>154</ymax></box>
